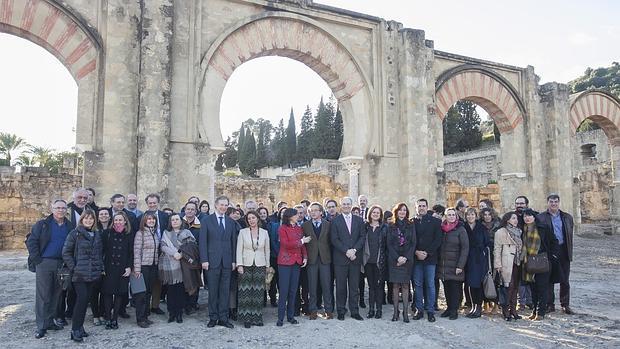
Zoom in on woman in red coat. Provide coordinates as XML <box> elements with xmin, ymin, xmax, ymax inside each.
<box><xmin>276</xmin><ymin>208</ymin><xmax>309</xmax><ymax>326</ymax></box>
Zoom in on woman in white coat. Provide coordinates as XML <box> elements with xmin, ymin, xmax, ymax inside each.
<box><xmin>494</xmin><ymin>211</ymin><xmax>523</xmax><ymax>322</ymax></box>
<box><xmin>236</xmin><ymin>211</ymin><xmax>270</xmax><ymax>328</ymax></box>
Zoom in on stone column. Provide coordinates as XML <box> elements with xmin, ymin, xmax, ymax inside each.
<box><xmin>611</xmin><ymin>141</ymin><xmax>620</xmax><ymax>234</ymax></box>
<box><xmin>136</xmin><ymin>0</ymin><xmax>174</xmax><ymax>202</ymax></box>
<box><xmin>341</xmin><ymin>157</ymin><xmax>363</xmax><ymax>200</ymax></box>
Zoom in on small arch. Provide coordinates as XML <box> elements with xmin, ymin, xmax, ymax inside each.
<box><xmin>569</xmin><ymin>89</ymin><xmax>620</xmax><ymax>141</ymax></box>
<box><xmin>435</xmin><ymin>65</ymin><xmax>527</xmax><ymax>134</ymax></box>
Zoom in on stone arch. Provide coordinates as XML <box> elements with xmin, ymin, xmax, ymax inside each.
<box><xmin>199</xmin><ymin>12</ymin><xmax>373</xmax><ymax>159</ymax></box>
<box><xmin>569</xmin><ymin>89</ymin><xmax>620</xmax><ymax>142</ymax></box>
<box><xmin>435</xmin><ymin>65</ymin><xmax>526</xmax><ymax>134</ymax></box>
<box><xmin>0</xmin><ymin>0</ymin><xmax>103</xmax><ymax>150</ymax></box>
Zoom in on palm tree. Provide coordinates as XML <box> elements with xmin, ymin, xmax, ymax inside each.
<box><xmin>15</xmin><ymin>154</ymin><xmax>33</xmax><ymax>166</ymax></box>
<box><xmin>0</xmin><ymin>132</ymin><xmax>27</xmax><ymax>164</ymax></box>
<box><xmin>28</xmin><ymin>145</ymin><xmax>55</xmax><ymax>167</ymax></box>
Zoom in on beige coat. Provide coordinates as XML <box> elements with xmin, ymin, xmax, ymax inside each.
<box><xmin>236</xmin><ymin>227</ymin><xmax>270</xmax><ymax>267</ymax></box>
<box><xmin>493</xmin><ymin>227</ymin><xmax>520</xmax><ymax>286</ymax></box>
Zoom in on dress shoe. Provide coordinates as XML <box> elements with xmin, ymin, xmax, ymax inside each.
<box><xmin>47</xmin><ymin>323</ymin><xmax>63</xmax><ymax>331</ymax></box>
<box><xmin>403</xmin><ymin>312</ymin><xmax>410</xmax><ymax>323</ymax></box>
<box><xmin>427</xmin><ymin>313</ymin><xmax>436</xmax><ymax>322</ymax></box>
<box><xmin>80</xmin><ymin>327</ymin><xmax>89</xmax><ymax>337</ymax></box>
<box><xmin>119</xmin><ymin>312</ymin><xmax>130</xmax><ymax>319</ymax></box>
<box><xmin>413</xmin><ymin>310</ymin><xmax>424</xmax><ymax>320</ymax></box>
<box><xmin>34</xmin><ymin>330</ymin><xmax>46</xmax><ymax>339</ymax></box>
<box><xmin>351</xmin><ymin>314</ymin><xmax>364</xmax><ymax>321</ymax></box>
<box><xmin>70</xmin><ymin>330</ymin><xmax>83</xmax><ymax>343</ymax></box>
<box><xmin>137</xmin><ymin>321</ymin><xmax>150</xmax><ymax>328</ymax></box>
<box><xmin>449</xmin><ymin>311</ymin><xmax>458</xmax><ymax>320</ymax></box>
<box><xmin>168</xmin><ymin>315</ymin><xmax>176</xmax><ymax>323</ymax></box>
<box><xmin>546</xmin><ymin>304</ymin><xmax>556</xmax><ymax>313</ymax></box>
<box><xmin>287</xmin><ymin>318</ymin><xmax>299</xmax><ymax>324</ymax></box>
<box><xmin>375</xmin><ymin>310</ymin><xmax>382</xmax><ymax>319</ymax></box>
<box><xmin>359</xmin><ymin>299</ymin><xmax>366</xmax><ymax>309</ymax></box>
<box><xmin>391</xmin><ymin>311</ymin><xmax>399</xmax><ymax>322</ymax></box>
<box><xmin>218</xmin><ymin>320</ymin><xmax>234</xmax><ymax>329</ymax></box>
<box><xmin>105</xmin><ymin>321</ymin><xmax>113</xmax><ymax>329</ymax></box>
<box><xmin>150</xmin><ymin>307</ymin><xmax>165</xmax><ymax>315</ymax></box>
<box><xmin>367</xmin><ymin>309</ymin><xmax>375</xmax><ymax>318</ymax></box>
<box><xmin>276</xmin><ymin>320</ymin><xmax>283</xmax><ymax>327</ymax></box>
<box><xmin>207</xmin><ymin>320</ymin><xmax>217</xmax><ymax>328</ymax></box>
<box><xmin>324</xmin><ymin>312</ymin><xmax>333</xmax><ymax>320</ymax></box>
<box><xmin>176</xmin><ymin>314</ymin><xmax>183</xmax><ymax>323</ymax></box>
<box><xmin>440</xmin><ymin>310</ymin><xmax>451</xmax><ymax>318</ymax></box>
<box><xmin>55</xmin><ymin>318</ymin><xmax>68</xmax><ymax>327</ymax></box>
<box><xmin>337</xmin><ymin>314</ymin><xmax>345</xmax><ymax>321</ymax></box>
<box><xmin>309</xmin><ymin>312</ymin><xmax>318</xmax><ymax>320</ymax></box>
<box><xmin>562</xmin><ymin>306</ymin><xmax>575</xmax><ymax>315</ymax></box>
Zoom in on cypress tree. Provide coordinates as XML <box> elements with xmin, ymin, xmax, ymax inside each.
<box><xmin>286</xmin><ymin>108</ymin><xmax>297</xmax><ymax>166</ymax></box>
<box><xmin>297</xmin><ymin>105</ymin><xmax>314</xmax><ymax>166</ymax></box>
<box><xmin>333</xmin><ymin>107</ymin><xmax>344</xmax><ymax>159</ymax></box>
<box><xmin>312</xmin><ymin>97</ymin><xmax>332</xmax><ymax>159</ymax></box>
<box><xmin>456</xmin><ymin>100</ymin><xmax>482</xmax><ymax>151</ymax></box>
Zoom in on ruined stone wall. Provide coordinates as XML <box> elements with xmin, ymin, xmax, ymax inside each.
<box><xmin>578</xmin><ymin>164</ymin><xmax>612</xmax><ymax>222</ymax></box>
<box><xmin>215</xmin><ymin>173</ymin><xmax>348</xmax><ymax>212</ymax></box>
<box><xmin>445</xmin><ymin>182</ymin><xmax>501</xmax><ymax>212</ymax></box>
<box><xmin>0</xmin><ymin>167</ymin><xmax>82</xmax><ymax>250</ymax></box>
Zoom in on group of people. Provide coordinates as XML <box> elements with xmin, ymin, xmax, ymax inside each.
<box><xmin>26</xmin><ymin>188</ymin><xmax>575</xmax><ymax>342</ymax></box>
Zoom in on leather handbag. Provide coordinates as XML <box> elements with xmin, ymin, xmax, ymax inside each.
<box><xmin>482</xmin><ymin>248</ymin><xmax>497</xmax><ymax>299</ymax></box>
<box><xmin>525</xmin><ymin>253</ymin><xmax>550</xmax><ymax>274</ymax></box>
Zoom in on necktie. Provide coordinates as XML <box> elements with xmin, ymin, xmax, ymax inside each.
<box><xmin>218</xmin><ymin>216</ymin><xmax>224</xmax><ymax>232</ymax></box>
<box><xmin>345</xmin><ymin>215</ymin><xmax>352</xmax><ymax>234</ymax></box>
<box><xmin>314</xmin><ymin>222</ymin><xmax>319</xmax><ymax>229</ymax></box>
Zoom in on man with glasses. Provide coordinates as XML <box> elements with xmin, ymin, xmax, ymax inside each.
<box><xmin>67</xmin><ymin>188</ymin><xmax>90</xmax><ymax>226</ymax></box>
<box><xmin>27</xmin><ymin>199</ymin><xmax>75</xmax><ymax>339</ymax></box>
<box><xmin>325</xmin><ymin>199</ymin><xmax>339</xmax><ymax>222</ymax></box>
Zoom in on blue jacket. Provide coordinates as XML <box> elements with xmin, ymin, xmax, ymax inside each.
<box><xmin>26</xmin><ymin>215</ymin><xmax>75</xmax><ymax>271</ymax></box>
<box><xmin>198</xmin><ymin>213</ymin><xmax>239</xmax><ymax>268</ymax></box>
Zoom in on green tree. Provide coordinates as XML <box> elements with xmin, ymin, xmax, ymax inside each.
<box><xmin>332</xmin><ymin>108</ymin><xmax>344</xmax><ymax>159</ymax></box>
<box><xmin>312</xmin><ymin>97</ymin><xmax>333</xmax><ymax>159</ymax></box>
<box><xmin>286</xmin><ymin>108</ymin><xmax>297</xmax><ymax>166</ymax></box>
<box><xmin>297</xmin><ymin>105</ymin><xmax>314</xmax><ymax>166</ymax></box>
<box><xmin>569</xmin><ymin>62</ymin><xmax>620</xmax><ymax>97</ymax></box>
<box><xmin>442</xmin><ymin>106</ymin><xmax>461</xmax><ymax>155</ymax></box>
<box><xmin>239</xmin><ymin>131</ymin><xmax>257</xmax><ymax>175</ymax></box>
<box><xmin>221</xmin><ymin>136</ymin><xmax>238</xmax><ymax>169</ymax></box>
<box><xmin>271</xmin><ymin>118</ymin><xmax>287</xmax><ymax>167</ymax></box>
<box><xmin>456</xmin><ymin>101</ymin><xmax>482</xmax><ymax>151</ymax></box>
<box><xmin>15</xmin><ymin>153</ymin><xmax>33</xmax><ymax>166</ymax></box>
<box><xmin>28</xmin><ymin>145</ymin><xmax>55</xmax><ymax>167</ymax></box>
<box><xmin>0</xmin><ymin>132</ymin><xmax>27</xmax><ymax>164</ymax></box>
<box><xmin>255</xmin><ymin>118</ymin><xmax>272</xmax><ymax>168</ymax></box>
<box><xmin>237</xmin><ymin>125</ymin><xmax>246</xmax><ymax>168</ymax></box>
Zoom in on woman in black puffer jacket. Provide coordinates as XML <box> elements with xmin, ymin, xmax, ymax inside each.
<box><xmin>62</xmin><ymin>209</ymin><xmax>104</xmax><ymax>343</ymax></box>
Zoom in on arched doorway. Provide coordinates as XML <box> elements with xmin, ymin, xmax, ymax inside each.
<box><xmin>435</xmin><ymin>65</ymin><xmax>528</xmax><ymax>211</ymax></box>
<box><xmin>198</xmin><ymin>12</ymin><xmax>374</xmax><ymax>200</ymax></box>
<box><xmin>0</xmin><ymin>0</ymin><xmax>103</xmax><ymax>180</ymax></box>
<box><xmin>569</xmin><ymin>89</ymin><xmax>620</xmax><ymax>233</ymax></box>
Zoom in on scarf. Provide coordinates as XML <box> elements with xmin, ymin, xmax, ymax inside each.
<box><xmin>396</xmin><ymin>219</ymin><xmax>407</xmax><ymax>246</ymax></box>
<box><xmin>505</xmin><ymin>225</ymin><xmax>523</xmax><ymax>265</ymax></box>
<box><xmin>159</xmin><ymin>230</ymin><xmax>183</xmax><ymax>285</ymax></box>
<box><xmin>113</xmin><ymin>222</ymin><xmax>125</xmax><ymax>233</ymax></box>
<box><xmin>522</xmin><ymin>223</ymin><xmax>541</xmax><ymax>282</ymax></box>
<box><xmin>441</xmin><ymin>220</ymin><xmax>458</xmax><ymax>233</ymax></box>
<box><xmin>183</xmin><ymin>216</ymin><xmax>201</xmax><ymax>230</ymax></box>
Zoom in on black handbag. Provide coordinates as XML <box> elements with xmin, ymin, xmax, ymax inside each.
<box><xmin>525</xmin><ymin>253</ymin><xmax>550</xmax><ymax>274</ymax></box>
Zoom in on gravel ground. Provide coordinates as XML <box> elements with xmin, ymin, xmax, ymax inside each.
<box><xmin>1</xmin><ymin>224</ymin><xmax>618</xmax><ymax>348</ymax></box>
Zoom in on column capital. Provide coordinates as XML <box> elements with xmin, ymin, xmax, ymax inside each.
<box><xmin>340</xmin><ymin>156</ymin><xmax>363</xmax><ymax>173</ymax></box>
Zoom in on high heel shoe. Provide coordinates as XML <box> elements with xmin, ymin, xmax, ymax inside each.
<box><xmin>391</xmin><ymin>310</ymin><xmax>399</xmax><ymax>322</ymax></box>
<box><xmin>501</xmin><ymin>306</ymin><xmax>511</xmax><ymax>321</ymax></box>
<box><xmin>70</xmin><ymin>330</ymin><xmax>83</xmax><ymax>343</ymax></box>
<box><xmin>402</xmin><ymin>310</ymin><xmax>409</xmax><ymax>323</ymax></box>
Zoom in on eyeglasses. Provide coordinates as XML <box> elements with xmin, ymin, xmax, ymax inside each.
<box><xmin>53</xmin><ymin>207</ymin><xmax>67</xmax><ymax>210</ymax></box>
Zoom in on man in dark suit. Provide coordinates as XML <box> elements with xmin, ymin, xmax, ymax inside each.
<box><xmin>200</xmin><ymin>195</ymin><xmax>239</xmax><ymax>329</ymax></box>
<box><xmin>303</xmin><ymin>202</ymin><xmax>333</xmax><ymax>320</ymax></box>
<box><xmin>137</xmin><ymin>193</ymin><xmax>170</xmax><ymax>315</ymax></box>
<box><xmin>108</xmin><ymin>194</ymin><xmax>139</xmax><ymax>234</ymax></box>
<box><xmin>330</xmin><ymin>197</ymin><xmax>366</xmax><ymax>320</ymax></box>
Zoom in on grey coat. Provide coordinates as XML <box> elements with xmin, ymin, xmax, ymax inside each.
<box><xmin>436</xmin><ymin>223</ymin><xmax>469</xmax><ymax>282</ymax></box>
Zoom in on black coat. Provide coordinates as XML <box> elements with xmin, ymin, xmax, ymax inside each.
<box><xmin>62</xmin><ymin>226</ymin><xmax>104</xmax><ymax>283</ymax></box>
<box><xmin>363</xmin><ymin>223</ymin><xmax>387</xmax><ymax>279</ymax></box>
<box><xmin>108</xmin><ymin>208</ymin><xmax>139</xmax><ymax>234</ymax></box>
<box><xmin>537</xmin><ymin>210</ymin><xmax>574</xmax><ymax>261</ymax></box>
<box><xmin>26</xmin><ymin>215</ymin><xmax>75</xmax><ymax>271</ymax></box>
<box><xmin>413</xmin><ymin>213</ymin><xmax>442</xmax><ymax>265</ymax></box>
<box><xmin>464</xmin><ymin>221</ymin><xmax>491</xmax><ymax>287</ymax></box>
<box><xmin>436</xmin><ymin>223</ymin><xmax>469</xmax><ymax>282</ymax></box>
<box><xmin>329</xmin><ymin>214</ymin><xmax>366</xmax><ymax>266</ymax></box>
<box><xmin>386</xmin><ymin>220</ymin><xmax>416</xmax><ymax>283</ymax></box>
<box><xmin>101</xmin><ymin>229</ymin><xmax>133</xmax><ymax>294</ymax></box>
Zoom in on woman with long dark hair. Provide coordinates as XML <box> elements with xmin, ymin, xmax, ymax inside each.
<box><xmin>436</xmin><ymin>208</ymin><xmax>469</xmax><ymax>320</ymax></box>
<box><xmin>101</xmin><ymin>212</ymin><xmax>133</xmax><ymax>330</ymax></box>
<box><xmin>386</xmin><ymin>203</ymin><xmax>416</xmax><ymax>322</ymax></box>
<box><xmin>494</xmin><ymin>211</ymin><xmax>523</xmax><ymax>321</ymax></box>
<box><xmin>363</xmin><ymin>205</ymin><xmax>387</xmax><ymax>319</ymax></box>
<box><xmin>276</xmin><ymin>208</ymin><xmax>309</xmax><ymax>326</ymax></box>
<box><xmin>62</xmin><ymin>209</ymin><xmax>103</xmax><ymax>342</ymax></box>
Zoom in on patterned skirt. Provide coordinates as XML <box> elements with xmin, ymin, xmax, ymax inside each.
<box><xmin>238</xmin><ymin>265</ymin><xmax>266</xmax><ymax>324</ymax></box>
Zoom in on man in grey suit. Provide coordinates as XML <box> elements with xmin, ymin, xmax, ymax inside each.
<box><xmin>199</xmin><ymin>195</ymin><xmax>239</xmax><ymax>329</ymax></box>
<box><xmin>330</xmin><ymin>197</ymin><xmax>366</xmax><ymax>321</ymax></box>
<box><xmin>303</xmin><ymin>202</ymin><xmax>334</xmax><ymax>320</ymax></box>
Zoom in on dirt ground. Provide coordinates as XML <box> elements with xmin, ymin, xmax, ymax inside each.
<box><xmin>1</xmin><ymin>224</ymin><xmax>618</xmax><ymax>349</ymax></box>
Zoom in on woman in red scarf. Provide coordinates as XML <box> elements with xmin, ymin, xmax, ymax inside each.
<box><xmin>436</xmin><ymin>208</ymin><xmax>469</xmax><ymax>320</ymax></box>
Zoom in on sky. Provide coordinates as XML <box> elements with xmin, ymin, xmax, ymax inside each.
<box><xmin>0</xmin><ymin>0</ymin><xmax>618</xmax><ymax>151</ymax></box>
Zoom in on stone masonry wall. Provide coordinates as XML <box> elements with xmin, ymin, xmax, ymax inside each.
<box><xmin>0</xmin><ymin>167</ymin><xmax>82</xmax><ymax>250</ymax></box>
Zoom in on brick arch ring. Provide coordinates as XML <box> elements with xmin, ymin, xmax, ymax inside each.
<box><xmin>435</xmin><ymin>65</ymin><xmax>527</xmax><ymax>134</ymax></box>
<box><xmin>569</xmin><ymin>89</ymin><xmax>620</xmax><ymax>143</ymax></box>
<box><xmin>198</xmin><ymin>11</ymin><xmax>374</xmax><ymax>158</ymax></box>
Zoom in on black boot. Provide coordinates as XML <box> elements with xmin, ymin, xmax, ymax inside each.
<box><xmin>176</xmin><ymin>313</ymin><xmax>183</xmax><ymax>323</ymax></box>
<box><xmin>367</xmin><ymin>307</ymin><xmax>375</xmax><ymax>319</ymax></box>
<box><xmin>375</xmin><ymin>308</ymin><xmax>382</xmax><ymax>319</ymax></box>
<box><xmin>501</xmin><ymin>305</ymin><xmax>511</xmax><ymax>321</ymax></box>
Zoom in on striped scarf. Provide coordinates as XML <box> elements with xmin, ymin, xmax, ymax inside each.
<box><xmin>522</xmin><ymin>222</ymin><xmax>541</xmax><ymax>282</ymax></box>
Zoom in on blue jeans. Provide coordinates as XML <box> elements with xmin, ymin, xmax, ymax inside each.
<box><xmin>413</xmin><ymin>263</ymin><xmax>436</xmax><ymax>314</ymax></box>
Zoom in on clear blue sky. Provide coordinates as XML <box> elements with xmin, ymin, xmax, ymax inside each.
<box><xmin>0</xmin><ymin>0</ymin><xmax>618</xmax><ymax>151</ymax></box>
